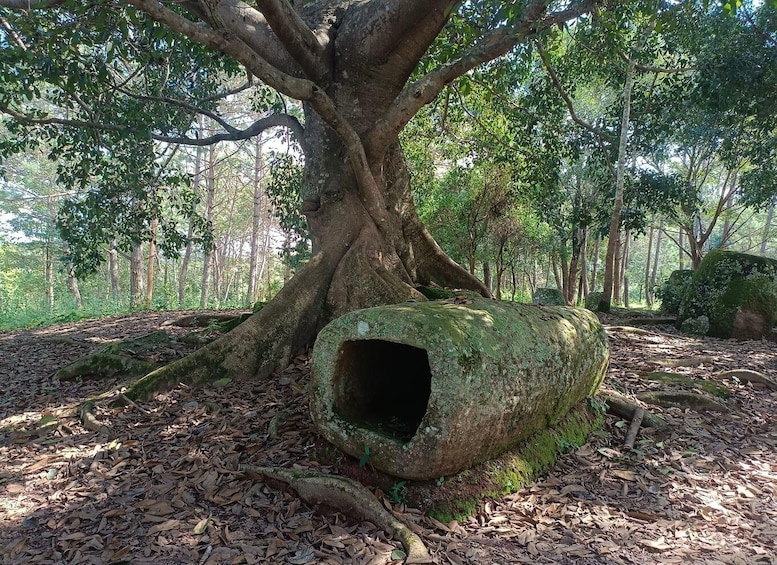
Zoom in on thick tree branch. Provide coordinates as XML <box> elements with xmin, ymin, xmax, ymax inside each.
<box><xmin>365</xmin><ymin>0</ymin><xmax>596</xmax><ymax>156</ymax></box>
<box><xmin>124</xmin><ymin>2</ymin><xmax>394</xmax><ymax>239</ymax></box>
<box><xmin>155</xmin><ymin>113</ymin><xmax>305</xmax><ymax>148</ymax></box>
<box><xmin>254</xmin><ymin>0</ymin><xmax>327</xmax><ymax>82</ymax></box>
<box><xmin>338</xmin><ymin>0</ymin><xmax>457</xmax><ymax>85</ymax></box>
<box><xmin>0</xmin><ymin>103</ymin><xmax>304</xmax><ymax>149</ymax></box>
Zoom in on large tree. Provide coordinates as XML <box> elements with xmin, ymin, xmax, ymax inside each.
<box><xmin>0</xmin><ymin>0</ymin><xmax>596</xmax><ymax>391</ymax></box>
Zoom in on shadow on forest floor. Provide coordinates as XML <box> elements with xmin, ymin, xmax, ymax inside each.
<box><xmin>0</xmin><ymin>309</ymin><xmax>776</xmax><ymax>564</ymax></box>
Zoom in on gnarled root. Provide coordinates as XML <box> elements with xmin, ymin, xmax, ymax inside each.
<box><xmin>242</xmin><ymin>465</ymin><xmax>434</xmax><ymax>564</ymax></box>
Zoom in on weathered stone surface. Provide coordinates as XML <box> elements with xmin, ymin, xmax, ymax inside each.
<box><xmin>585</xmin><ymin>291</ymin><xmax>602</xmax><ymax>311</ymax></box>
<box><xmin>677</xmin><ymin>250</ymin><xmax>777</xmax><ymax>339</ymax></box>
<box><xmin>680</xmin><ymin>315</ymin><xmax>710</xmax><ymax>336</ymax></box>
<box><xmin>532</xmin><ymin>287</ymin><xmax>566</xmax><ymax>306</ymax></box>
<box><xmin>309</xmin><ymin>297</ymin><xmax>609</xmax><ymax>480</ymax></box>
<box><xmin>659</xmin><ymin>269</ymin><xmax>694</xmax><ymax>315</ymax></box>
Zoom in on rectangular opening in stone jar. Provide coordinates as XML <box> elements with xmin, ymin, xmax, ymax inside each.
<box><xmin>333</xmin><ymin>340</ymin><xmax>432</xmax><ymax>443</ymax></box>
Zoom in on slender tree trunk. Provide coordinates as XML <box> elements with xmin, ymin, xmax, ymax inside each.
<box><xmin>257</xmin><ymin>222</ymin><xmax>273</xmax><ymax>300</ymax></box>
<box><xmin>643</xmin><ymin>225</ymin><xmax>655</xmax><ymax>307</ymax></box>
<box><xmin>510</xmin><ymin>264</ymin><xmax>517</xmax><ymax>301</ymax></box>
<box><xmin>762</xmin><ymin>198</ymin><xmax>775</xmax><ymax>255</ymax></box>
<box><xmin>200</xmin><ymin>127</ymin><xmax>216</xmax><ymax>309</ymax></box>
<box><xmin>107</xmin><ymin>238</ymin><xmax>120</xmax><ymax>304</ymax></box>
<box><xmin>649</xmin><ymin>222</ymin><xmax>664</xmax><ymax>298</ymax></box>
<box><xmin>482</xmin><ymin>261</ymin><xmax>492</xmax><ymax>294</ymax></box>
<box><xmin>621</xmin><ymin>231</ymin><xmax>631</xmax><ymax>308</ymax></box>
<box><xmin>600</xmin><ymin>38</ymin><xmax>644</xmax><ymax>312</ymax></box>
<box><xmin>146</xmin><ymin>218</ymin><xmax>158</xmax><ymax>307</ymax></box>
<box><xmin>179</xmin><ymin>143</ymin><xmax>203</xmax><ymax>306</ymax></box>
<box><xmin>45</xmin><ymin>244</ymin><xmax>54</xmax><ymax>311</ymax></box>
<box><xmin>62</xmin><ymin>242</ymin><xmax>82</xmax><ymax>310</ymax></box>
<box><xmin>248</xmin><ymin>133</ymin><xmax>264</xmax><ymax>306</ymax></box>
<box><xmin>612</xmin><ymin>232</ymin><xmax>622</xmax><ymax>305</ymax></box>
<box><xmin>130</xmin><ymin>243</ymin><xmax>144</xmax><ymax>308</ymax></box>
<box><xmin>578</xmin><ymin>235</ymin><xmax>588</xmax><ymax>303</ymax></box>
<box><xmin>720</xmin><ymin>218</ymin><xmax>732</xmax><ymax>249</ymax></box>
<box><xmin>552</xmin><ymin>257</ymin><xmax>562</xmax><ymax>291</ymax></box>
<box><xmin>178</xmin><ymin>221</ymin><xmax>194</xmax><ymax>306</ymax></box>
<box><xmin>590</xmin><ymin>233</ymin><xmax>601</xmax><ymax>292</ymax></box>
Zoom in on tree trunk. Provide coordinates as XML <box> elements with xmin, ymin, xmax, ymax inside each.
<box><xmin>63</xmin><ymin>243</ymin><xmax>83</xmax><ymax>310</ymax></box>
<box><xmin>179</xmin><ymin>141</ymin><xmax>203</xmax><ymax>306</ymax></box>
<box><xmin>762</xmin><ymin>198</ymin><xmax>775</xmax><ymax>255</ymax></box>
<box><xmin>146</xmin><ymin>218</ymin><xmax>157</xmax><ymax>308</ymax></box>
<box><xmin>130</xmin><ymin>243</ymin><xmax>144</xmax><ymax>308</ymax></box>
<box><xmin>600</xmin><ymin>34</ymin><xmax>645</xmax><ymax>312</ymax></box>
<box><xmin>678</xmin><ymin>228</ymin><xmax>685</xmax><ymax>270</ymax></box>
<box><xmin>579</xmin><ymin>233</ymin><xmax>588</xmax><ymax>302</ymax></box>
<box><xmin>108</xmin><ymin>238</ymin><xmax>120</xmax><ymax>304</ymax></box>
<box><xmin>644</xmin><ymin>225</ymin><xmax>655</xmax><ymax>307</ymax></box>
<box><xmin>178</xmin><ymin>220</ymin><xmax>194</xmax><ymax>306</ymax></box>
<box><xmin>247</xmin><ymin>133</ymin><xmax>264</xmax><ymax>307</ymax></box>
<box><xmin>621</xmin><ymin>231</ymin><xmax>631</xmax><ymax>308</ymax></box>
<box><xmin>482</xmin><ymin>261</ymin><xmax>492</xmax><ymax>294</ymax></box>
<box><xmin>200</xmin><ymin>131</ymin><xmax>216</xmax><ymax>309</ymax></box>
<box><xmin>649</xmin><ymin>222</ymin><xmax>664</xmax><ymax>300</ymax></box>
<box><xmin>612</xmin><ymin>231</ymin><xmax>622</xmax><ymax>305</ymax></box>
<box><xmin>126</xmin><ymin>131</ymin><xmax>489</xmax><ymax>400</ymax></box>
<box><xmin>590</xmin><ymin>233</ymin><xmax>601</xmax><ymax>292</ymax></box>
<box><xmin>45</xmin><ymin>244</ymin><xmax>54</xmax><ymax>311</ymax></box>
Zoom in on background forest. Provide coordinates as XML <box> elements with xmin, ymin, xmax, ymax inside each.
<box><xmin>1</xmin><ymin>1</ymin><xmax>775</xmax><ymax>329</ymax></box>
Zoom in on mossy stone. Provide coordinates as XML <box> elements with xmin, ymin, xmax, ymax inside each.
<box><xmin>585</xmin><ymin>291</ymin><xmax>602</xmax><ymax>311</ymax></box>
<box><xmin>533</xmin><ymin>287</ymin><xmax>565</xmax><ymax>306</ymax></box>
<box><xmin>677</xmin><ymin>250</ymin><xmax>777</xmax><ymax>339</ymax></box>
<box><xmin>658</xmin><ymin>269</ymin><xmax>694</xmax><ymax>315</ymax></box>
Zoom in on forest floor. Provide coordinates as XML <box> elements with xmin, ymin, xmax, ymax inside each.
<box><xmin>0</xmin><ymin>308</ymin><xmax>776</xmax><ymax>565</ymax></box>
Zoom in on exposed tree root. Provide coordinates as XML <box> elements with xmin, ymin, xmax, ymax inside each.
<box><xmin>647</xmin><ymin>355</ymin><xmax>716</xmax><ymax>368</ymax></box>
<box><xmin>636</xmin><ymin>391</ymin><xmax>729</xmax><ymax>413</ymax></box>
<box><xmin>161</xmin><ymin>313</ymin><xmax>246</xmax><ymax>327</ymax></box>
<box><xmin>122</xmin><ymin>253</ymin><xmax>340</xmax><ymax>401</ymax></box>
<box><xmin>55</xmin><ymin>353</ymin><xmax>158</xmax><ymax>382</ymax></box>
<box><xmin>241</xmin><ymin>465</ymin><xmax>434</xmax><ymax>564</ymax></box>
<box><xmin>78</xmin><ymin>401</ymin><xmax>110</xmax><ymax>435</ymax></box>
<box><xmin>598</xmin><ymin>389</ymin><xmax>668</xmax><ymax>430</ymax></box>
<box><xmin>605</xmin><ymin>326</ymin><xmax>680</xmax><ymax>339</ymax></box>
<box><xmin>715</xmin><ymin>369</ymin><xmax>777</xmax><ymax>390</ymax></box>
<box><xmin>621</xmin><ymin>317</ymin><xmax>677</xmax><ymax>326</ymax></box>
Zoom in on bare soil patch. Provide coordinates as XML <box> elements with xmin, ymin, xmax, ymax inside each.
<box><xmin>1</xmin><ymin>310</ymin><xmax>775</xmax><ymax>564</ymax></box>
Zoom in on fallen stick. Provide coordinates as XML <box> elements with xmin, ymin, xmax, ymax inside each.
<box><xmin>598</xmin><ymin>390</ymin><xmax>667</xmax><ymax>430</ymax></box>
<box><xmin>242</xmin><ymin>465</ymin><xmax>433</xmax><ymax>564</ymax></box>
<box><xmin>623</xmin><ymin>407</ymin><xmax>645</xmax><ymax>450</ymax></box>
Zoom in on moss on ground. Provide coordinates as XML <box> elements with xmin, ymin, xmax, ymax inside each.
<box><xmin>643</xmin><ymin>371</ymin><xmax>730</xmax><ymax>398</ymax></box>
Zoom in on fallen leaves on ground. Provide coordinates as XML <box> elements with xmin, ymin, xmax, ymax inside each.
<box><xmin>0</xmin><ymin>310</ymin><xmax>775</xmax><ymax>564</ymax></box>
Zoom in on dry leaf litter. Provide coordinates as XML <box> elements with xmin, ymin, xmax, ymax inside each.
<box><xmin>0</xmin><ymin>310</ymin><xmax>775</xmax><ymax>564</ymax></box>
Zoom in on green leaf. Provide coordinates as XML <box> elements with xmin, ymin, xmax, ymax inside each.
<box><xmin>390</xmin><ymin>549</ymin><xmax>407</xmax><ymax>560</ymax></box>
<box><xmin>212</xmin><ymin>378</ymin><xmax>232</xmax><ymax>387</ymax></box>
